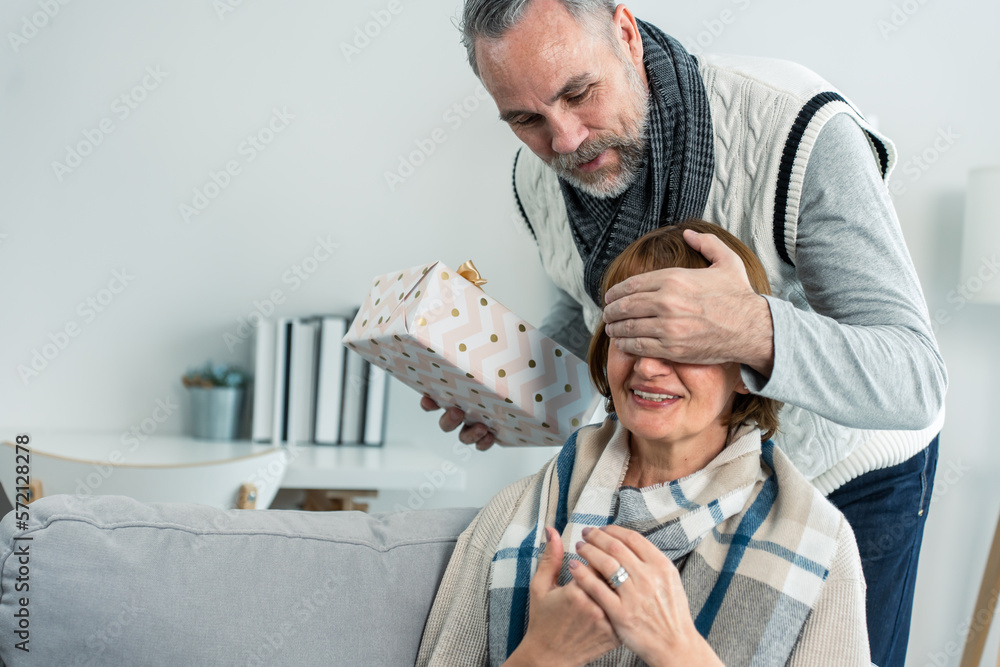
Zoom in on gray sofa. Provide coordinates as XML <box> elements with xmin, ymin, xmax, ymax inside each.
<box><xmin>0</xmin><ymin>494</ymin><xmax>477</xmax><ymax>666</ymax></box>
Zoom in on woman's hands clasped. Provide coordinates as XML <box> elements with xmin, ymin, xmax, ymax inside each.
<box><xmin>568</xmin><ymin>525</ymin><xmax>724</xmax><ymax>667</ymax></box>
<box><xmin>505</xmin><ymin>527</ymin><xmax>621</xmax><ymax>667</ymax></box>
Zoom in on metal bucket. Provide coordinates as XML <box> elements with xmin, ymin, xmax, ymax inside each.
<box><xmin>189</xmin><ymin>387</ymin><xmax>245</xmax><ymax>440</ymax></box>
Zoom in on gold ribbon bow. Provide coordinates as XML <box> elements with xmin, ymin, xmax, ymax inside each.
<box><xmin>457</xmin><ymin>260</ymin><xmax>488</xmax><ymax>287</ymax></box>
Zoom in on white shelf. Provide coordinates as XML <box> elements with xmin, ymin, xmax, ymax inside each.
<box><xmin>0</xmin><ymin>431</ymin><xmax>466</xmax><ymax>495</ymax></box>
<box><xmin>279</xmin><ymin>441</ymin><xmax>466</xmax><ymax>491</ymax></box>
<box><xmin>0</xmin><ymin>431</ymin><xmax>288</xmax><ymax>509</ymax></box>
<box><xmin>0</xmin><ymin>432</ymin><xmax>281</xmax><ymax>467</ymax></box>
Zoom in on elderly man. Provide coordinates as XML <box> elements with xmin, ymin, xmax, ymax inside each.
<box><xmin>421</xmin><ymin>1</ymin><xmax>947</xmax><ymax>664</ymax></box>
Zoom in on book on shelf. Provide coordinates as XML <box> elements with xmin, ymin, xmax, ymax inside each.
<box><xmin>250</xmin><ymin>319</ymin><xmax>276</xmax><ymax>442</ymax></box>
<box><xmin>314</xmin><ymin>315</ymin><xmax>348</xmax><ymax>445</ymax></box>
<box><xmin>363</xmin><ymin>364</ymin><xmax>389</xmax><ymax>446</ymax></box>
<box><xmin>271</xmin><ymin>317</ymin><xmax>293</xmax><ymax>445</ymax></box>
<box><xmin>287</xmin><ymin>318</ymin><xmax>320</xmax><ymax>445</ymax></box>
<box><xmin>339</xmin><ymin>348</ymin><xmax>368</xmax><ymax>445</ymax></box>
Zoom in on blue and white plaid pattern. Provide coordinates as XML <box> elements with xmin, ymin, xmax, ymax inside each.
<box><xmin>487</xmin><ymin>417</ymin><xmax>843</xmax><ymax>666</ymax></box>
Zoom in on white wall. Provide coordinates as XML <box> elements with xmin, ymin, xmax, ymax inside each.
<box><xmin>1</xmin><ymin>1</ymin><xmax>998</xmax><ymax>664</ymax></box>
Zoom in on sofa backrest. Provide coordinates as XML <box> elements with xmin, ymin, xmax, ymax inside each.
<box><xmin>0</xmin><ymin>494</ymin><xmax>478</xmax><ymax>667</ymax></box>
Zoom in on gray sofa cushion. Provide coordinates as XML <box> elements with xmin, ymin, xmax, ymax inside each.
<box><xmin>0</xmin><ymin>494</ymin><xmax>478</xmax><ymax>667</ymax></box>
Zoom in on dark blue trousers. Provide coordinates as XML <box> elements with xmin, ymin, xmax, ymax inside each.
<box><xmin>826</xmin><ymin>435</ymin><xmax>940</xmax><ymax>667</ymax></box>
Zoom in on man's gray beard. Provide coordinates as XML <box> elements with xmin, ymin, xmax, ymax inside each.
<box><xmin>549</xmin><ymin>63</ymin><xmax>650</xmax><ymax>199</ymax></box>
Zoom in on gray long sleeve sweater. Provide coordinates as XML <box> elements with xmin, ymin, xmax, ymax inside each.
<box><xmin>744</xmin><ymin>113</ymin><xmax>947</xmax><ymax>430</ymax></box>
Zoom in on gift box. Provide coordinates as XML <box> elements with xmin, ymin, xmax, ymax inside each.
<box><xmin>341</xmin><ymin>260</ymin><xmax>594</xmax><ymax>447</ymax></box>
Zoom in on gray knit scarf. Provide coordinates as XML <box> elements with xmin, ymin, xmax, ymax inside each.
<box><xmin>560</xmin><ymin>20</ymin><xmax>715</xmax><ymax>306</ymax></box>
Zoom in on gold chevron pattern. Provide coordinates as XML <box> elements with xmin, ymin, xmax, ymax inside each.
<box><xmin>343</xmin><ymin>261</ymin><xmax>594</xmax><ymax>447</ymax></box>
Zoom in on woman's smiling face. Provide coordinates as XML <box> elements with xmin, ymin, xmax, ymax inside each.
<box><xmin>607</xmin><ymin>342</ymin><xmax>746</xmax><ymax>449</ymax></box>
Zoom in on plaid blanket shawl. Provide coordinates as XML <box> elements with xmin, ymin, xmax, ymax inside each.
<box><xmin>487</xmin><ymin>417</ymin><xmax>843</xmax><ymax>666</ymax></box>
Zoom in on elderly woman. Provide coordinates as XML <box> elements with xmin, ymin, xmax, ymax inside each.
<box><xmin>416</xmin><ymin>221</ymin><xmax>870</xmax><ymax>667</ymax></box>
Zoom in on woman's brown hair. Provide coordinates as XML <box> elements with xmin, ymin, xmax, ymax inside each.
<box><xmin>587</xmin><ymin>219</ymin><xmax>782</xmax><ymax>441</ymax></box>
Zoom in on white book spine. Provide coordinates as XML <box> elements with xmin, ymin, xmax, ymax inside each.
<box><xmin>314</xmin><ymin>317</ymin><xmax>348</xmax><ymax>444</ymax></box>
<box><xmin>288</xmin><ymin>319</ymin><xmax>320</xmax><ymax>445</ymax></box>
<box><xmin>251</xmin><ymin>320</ymin><xmax>276</xmax><ymax>442</ymax></box>
<box><xmin>363</xmin><ymin>365</ymin><xmax>388</xmax><ymax>446</ymax></box>
<box><xmin>339</xmin><ymin>351</ymin><xmax>368</xmax><ymax>445</ymax></box>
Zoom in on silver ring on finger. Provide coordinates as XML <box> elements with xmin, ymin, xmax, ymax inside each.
<box><xmin>607</xmin><ymin>565</ymin><xmax>629</xmax><ymax>589</ymax></box>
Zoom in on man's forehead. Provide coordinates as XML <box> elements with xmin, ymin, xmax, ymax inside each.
<box><xmin>477</xmin><ymin>22</ymin><xmax>604</xmax><ymax>112</ymax></box>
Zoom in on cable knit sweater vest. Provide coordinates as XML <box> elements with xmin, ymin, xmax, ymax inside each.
<box><xmin>512</xmin><ymin>53</ymin><xmax>943</xmax><ymax>492</ymax></box>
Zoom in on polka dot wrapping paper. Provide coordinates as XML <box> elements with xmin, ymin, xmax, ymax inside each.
<box><xmin>341</xmin><ymin>261</ymin><xmax>594</xmax><ymax>447</ymax></box>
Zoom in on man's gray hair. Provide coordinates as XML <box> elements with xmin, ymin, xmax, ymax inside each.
<box><xmin>460</xmin><ymin>0</ymin><xmax>617</xmax><ymax>77</ymax></box>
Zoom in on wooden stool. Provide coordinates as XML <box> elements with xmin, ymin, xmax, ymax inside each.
<box><xmin>960</xmin><ymin>509</ymin><xmax>1000</xmax><ymax>667</ymax></box>
<box><xmin>236</xmin><ymin>483</ymin><xmax>258</xmax><ymax>509</ymax></box>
